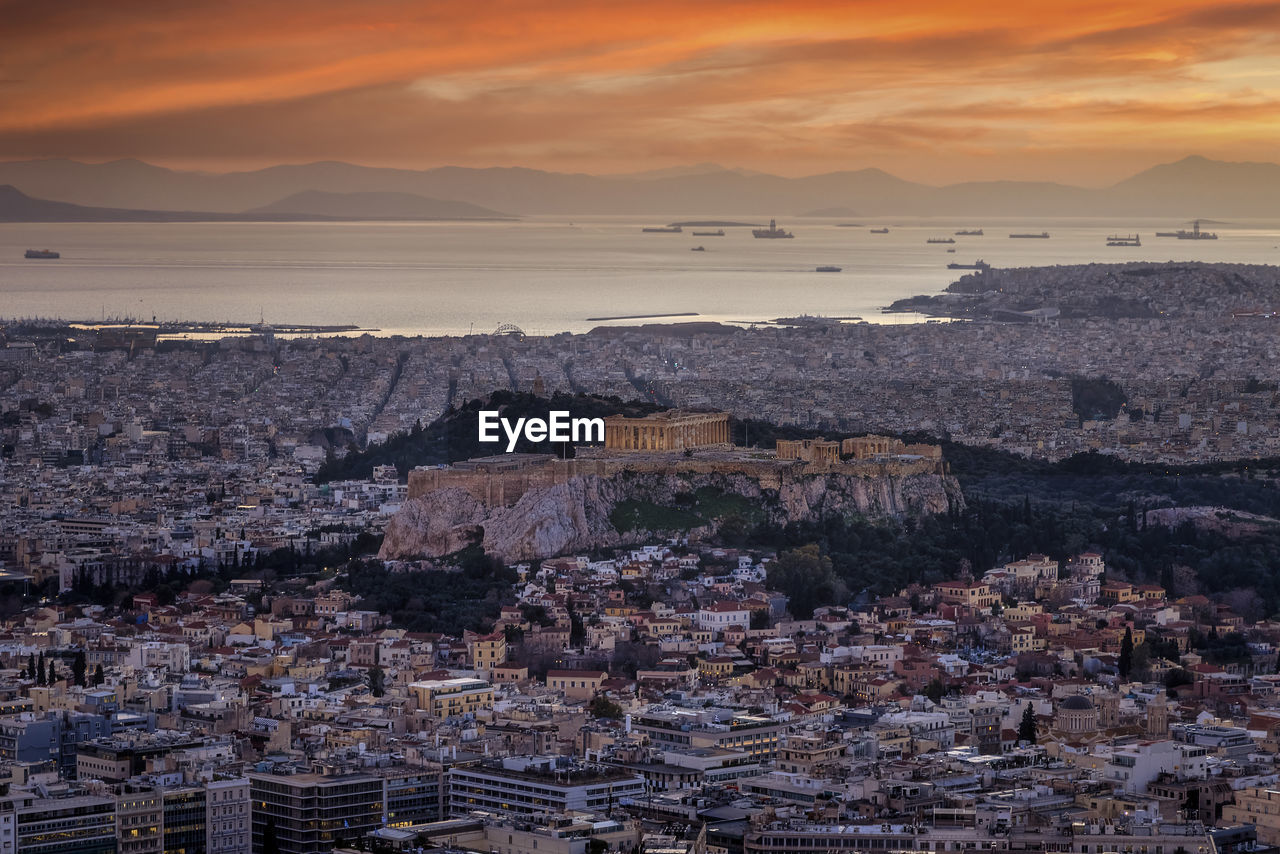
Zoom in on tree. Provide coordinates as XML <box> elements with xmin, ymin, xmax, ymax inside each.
<box><xmin>588</xmin><ymin>695</ymin><xmax>624</xmax><ymax>719</ymax></box>
<box><xmin>368</xmin><ymin>666</ymin><xmax>385</xmax><ymax>697</ymax></box>
<box><xmin>767</xmin><ymin>544</ymin><xmax>848</xmax><ymax>619</ymax></box>
<box><xmin>1119</xmin><ymin>627</ymin><xmax>1134</xmax><ymax>680</ymax></box>
<box><xmin>36</xmin><ymin>652</ymin><xmax>46</xmax><ymax>686</ymax></box>
<box><xmin>72</xmin><ymin>651</ymin><xmax>87</xmax><ymax>687</ymax></box>
<box><xmin>1018</xmin><ymin>703</ymin><xmax>1038</xmax><ymax>744</ymax></box>
<box><xmin>27</xmin><ymin>652</ymin><xmax>35</xmax><ymax>680</ymax></box>
<box><xmin>47</xmin><ymin>659</ymin><xmax>57</xmax><ymax>684</ymax></box>
<box><xmin>93</xmin><ymin>664</ymin><xmax>105</xmax><ymax>686</ymax></box>
<box><xmin>923</xmin><ymin>678</ymin><xmax>945</xmax><ymax>704</ymax></box>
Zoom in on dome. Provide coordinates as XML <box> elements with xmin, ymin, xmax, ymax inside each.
<box><xmin>1060</xmin><ymin>694</ymin><xmax>1094</xmax><ymax>710</ymax></box>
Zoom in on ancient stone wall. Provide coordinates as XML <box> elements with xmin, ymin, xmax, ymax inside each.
<box><xmin>408</xmin><ymin>451</ymin><xmax>947</xmax><ymax>508</ymax></box>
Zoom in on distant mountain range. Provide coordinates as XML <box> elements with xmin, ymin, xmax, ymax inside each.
<box><xmin>245</xmin><ymin>190</ymin><xmax>508</xmax><ymax>220</ymax></box>
<box><xmin>0</xmin><ymin>155</ymin><xmax>1277</xmax><ymax>218</ymax></box>
<box><xmin>0</xmin><ymin>184</ymin><xmax>510</xmax><ymax>222</ymax></box>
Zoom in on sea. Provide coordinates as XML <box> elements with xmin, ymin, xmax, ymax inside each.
<box><xmin>2</xmin><ymin>216</ymin><xmax>1278</xmax><ymax>337</ymax></box>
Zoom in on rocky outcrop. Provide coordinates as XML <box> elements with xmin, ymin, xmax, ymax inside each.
<box><xmin>380</xmin><ymin>466</ymin><xmax>963</xmax><ymax>563</ymax></box>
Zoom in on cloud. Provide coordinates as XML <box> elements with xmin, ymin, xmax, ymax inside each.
<box><xmin>3</xmin><ymin>0</ymin><xmax>1280</xmax><ymax>181</ymax></box>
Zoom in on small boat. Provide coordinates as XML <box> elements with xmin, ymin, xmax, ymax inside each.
<box><xmin>691</xmin><ymin>229</ymin><xmax>725</xmax><ymax>236</ymax></box>
<box><xmin>815</xmin><ymin>266</ymin><xmax>842</xmax><ymax>272</ymax></box>
<box><xmin>926</xmin><ymin>237</ymin><xmax>956</xmax><ymax>244</ymax></box>
<box><xmin>25</xmin><ymin>249</ymin><xmax>60</xmax><ymax>259</ymax></box>
<box><xmin>955</xmin><ymin>229</ymin><xmax>984</xmax><ymax>236</ymax></box>
<box><xmin>642</xmin><ymin>225</ymin><xmax>682</xmax><ymax>233</ymax></box>
<box><xmin>1009</xmin><ymin>232</ymin><xmax>1050</xmax><ymax>238</ymax></box>
<box><xmin>869</xmin><ymin>227</ymin><xmax>889</xmax><ymax>234</ymax></box>
<box><xmin>691</xmin><ymin>246</ymin><xmax>706</xmax><ymax>251</ymax></box>
<box><xmin>946</xmin><ymin>249</ymin><xmax>956</xmax><ymax>253</ymax></box>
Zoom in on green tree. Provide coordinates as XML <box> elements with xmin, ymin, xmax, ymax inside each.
<box><xmin>47</xmin><ymin>659</ymin><xmax>56</xmax><ymax>684</ymax></box>
<box><xmin>26</xmin><ymin>653</ymin><xmax>35</xmax><ymax>680</ymax></box>
<box><xmin>72</xmin><ymin>650</ymin><xmax>87</xmax><ymax>687</ymax></box>
<box><xmin>93</xmin><ymin>664</ymin><xmax>105</xmax><ymax>686</ymax></box>
<box><xmin>588</xmin><ymin>695</ymin><xmax>624</xmax><ymax>719</ymax></box>
<box><xmin>923</xmin><ymin>678</ymin><xmax>945</xmax><ymax>704</ymax></box>
<box><xmin>1119</xmin><ymin>627</ymin><xmax>1134</xmax><ymax>680</ymax></box>
<box><xmin>767</xmin><ymin>544</ymin><xmax>848</xmax><ymax>619</ymax></box>
<box><xmin>36</xmin><ymin>652</ymin><xmax>46</xmax><ymax>686</ymax></box>
<box><xmin>368</xmin><ymin>666</ymin><xmax>385</xmax><ymax>698</ymax></box>
<box><xmin>1018</xmin><ymin>703</ymin><xmax>1037</xmax><ymax>744</ymax></box>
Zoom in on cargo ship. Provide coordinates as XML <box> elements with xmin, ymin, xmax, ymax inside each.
<box><xmin>947</xmin><ymin>260</ymin><xmax>990</xmax><ymax>270</ymax></box>
<box><xmin>1009</xmin><ymin>232</ymin><xmax>1050</xmax><ymax>238</ymax></box>
<box><xmin>955</xmin><ymin>229</ymin><xmax>984</xmax><ymax>236</ymax></box>
<box><xmin>691</xmin><ymin>229</ymin><xmax>724</xmax><ymax>236</ymax></box>
<box><xmin>815</xmin><ymin>265</ymin><xmax>842</xmax><ymax>272</ymax></box>
<box><xmin>24</xmin><ymin>249</ymin><xmax>60</xmax><ymax>259</ymax></box>
<box><xmin>926</xmin><ymin>237</ymin><xmax>956</xmax><ymax>244</ymax></box>
<box><xmin>642</xmin><ymin>225</ymin><xmax>682</xmax><ymax>233</ymax></box>
<box><xmin>752</xmin><ymin>219</ymin><xmax>794</xmax><ymax>238</ymax></box>
<box><xmin>869</xmin><ymin>227</ymin><xmax>889</xmax><ymax>234</ymax></box>
<box><xmin>1106</xmin><ymin>234</ymin><xmax>1141</xmax><ymax>246</ymax></box>
<box><xmin>1176</xmin><ymin>220</ymin><xmax>1217</xmax><ymax>240</ymax></box>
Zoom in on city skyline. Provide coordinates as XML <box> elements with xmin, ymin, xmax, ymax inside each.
<box><xmin>4</xmin><ymin>1</ymin><xmax>1280</xmax><ymax>184</ymax></box>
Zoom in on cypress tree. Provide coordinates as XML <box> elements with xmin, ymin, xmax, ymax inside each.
<box><xmin>1119</xmin><ymin>627</ymin><xmax>1134</xmax><ymax>679</ymax></box>
<box><xmin>1018</xmin><ymin>703</ymin><xmax>1037</xmax><ymax>744</ymax></box>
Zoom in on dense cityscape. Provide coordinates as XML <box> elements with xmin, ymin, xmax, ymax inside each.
<box><xmin>1</xmin><ymin>259</ymin><xmax>1280</xmax><ymax>854</ymax></box>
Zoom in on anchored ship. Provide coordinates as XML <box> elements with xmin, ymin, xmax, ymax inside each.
<box><xmin>926</xmin><ymin>237</ymin><xmax>956</xmax><ymax>244</ymax></box>
<box><xmin>24</xmin><ymin>249</ymin><xmax>60</xmax><ymax>259</ymax></box>
<box><xmin>947</xmin><ymin>260</ymin><xmax>990</xmax><ymax>270</ymax></box>
<box><xmin>1106</xmin><ymin>234</ymin><xmax>1141</xmax><ymax>246</ymax></box>
<box><xmin>869</xmin><ymin>227</ymin><xmax>889</xmax><ymax>234</ymax></box>
<box><xmin>1176</xmin><ymin>220</ymin><xmax>1217</xmax><ymax>240</ymax></box>
<box><xmin>815</xmin><ymin>265</ymin><xmax>842</xmax><ymax>272</ymax></box>
<box><xmin>642</xmin><ymin>225</ymin><xmax>682</xmax><ymax>233</ymax></box>
<box><xmin>954</xmin><ymin>229</ymin><xmax>984</xmax><ymax>236</ymax></box>
<box><xmin>691</xmin><ymin>229</ymin><xmax>725</xmax><ymax>236</ymax></box>
<box><xmin>752</xmin><ymin>219</ymin><xmax>794</xmax><ymax>238</ymax></box>
<box><xmin>1009</xmin><ymin>232</ymin><xmax>1050</xmax><ymax>238</ymax></box>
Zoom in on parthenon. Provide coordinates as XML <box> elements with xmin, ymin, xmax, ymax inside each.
<box><xmin>603</xmin><ymin>410</ymin><xmax>731</xmax><ymax>451</ymax></box>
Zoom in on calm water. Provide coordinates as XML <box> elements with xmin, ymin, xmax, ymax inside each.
<box><xmin>2</xmin><ymin>217</ymin><xmax>1279</xmax><ymax>336</ymax></box>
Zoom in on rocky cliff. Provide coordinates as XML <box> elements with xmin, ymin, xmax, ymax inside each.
<box><xmin>380</xmin><ymin>467</ymin><xmax>963</xmax><ymax>563</ymax></box>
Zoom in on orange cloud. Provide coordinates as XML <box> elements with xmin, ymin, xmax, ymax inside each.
<box><xmin>3</xmin><ymin>1</ymin><xmax>1280</xmax><ymax>182</ymax></box>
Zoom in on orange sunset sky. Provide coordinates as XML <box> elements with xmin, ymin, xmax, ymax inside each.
<box><xmin>4</xmin><ymin>0</ymin><xmax>1280</xmax><ymax>185</ymax></box>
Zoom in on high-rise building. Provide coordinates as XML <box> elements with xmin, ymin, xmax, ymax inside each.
<box><xmin>446</xmin><ymin>757</ymin><xmax>645</xmax><ymax>820</ymax></box>
<box><xmin>0</xmin><ymin>789</ymin><xmax>117</xmax><ymax>854</ymax></box>
<box><xmin>206</xmin><ymin>777</ymin><xmax>250</xmax><ymax>854</ymax></box>
<box><xmin>161</xmin><ymin>786</ymin><xmax>206</xmax><ymax>854</ymax></box>
<box><xmin>249</xmin><ymin>770</ymin><xmax>384</xmax><ymax>854</ymax></box>
<box><xmin>116</xmin><ymin>787</ymin><xmax>164</xmax><ymax>854</ymax></box>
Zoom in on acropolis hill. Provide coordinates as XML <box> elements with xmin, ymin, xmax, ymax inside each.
<box><xmin>380</xmin><ymin>413</ymin><xmax>959</xmax><ymax>561</ymax></box>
